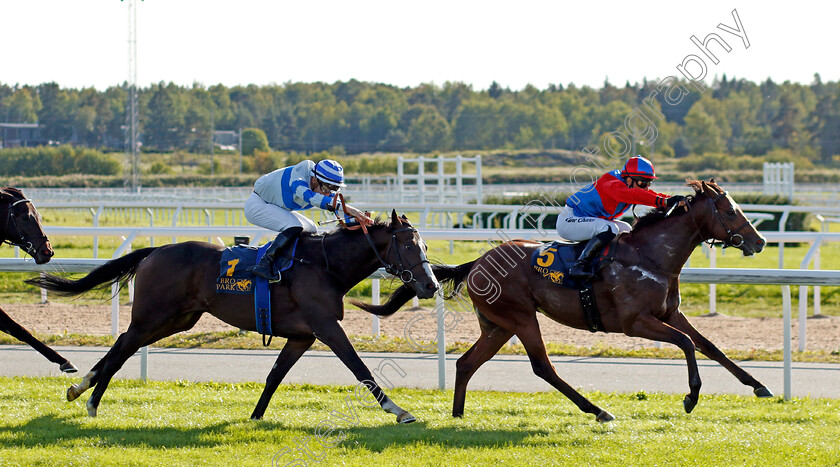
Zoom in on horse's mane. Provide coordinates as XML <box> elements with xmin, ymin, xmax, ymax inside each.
<box><xmin>0</xmin><ymin>187</ymin><xmax>24</xmax><ymax>201</ymax></box>
<box><xmin>631</xmin><ymin>179</ymin><xmax>722</xmax><ymax>231</ymax></box>
<box><xmin>302</xmin><ymin>216</ymin><xmax>395</xmax><ymax>239</ymax></box>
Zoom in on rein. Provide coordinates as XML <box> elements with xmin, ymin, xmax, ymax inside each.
<box><xmin>2</xmin><ymin>198</ymin><xmax>47</xmax><ymax>257</ymax></box>
<box><xmin>329</xmin><ymin>194</ymin><xmax>428</xmax><ymax>284</ymax></box>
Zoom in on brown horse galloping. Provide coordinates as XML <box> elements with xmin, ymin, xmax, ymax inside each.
<box><xmin>0</xmin><ymin>187</ymin><xmax>77</xmax><ymax>373</ymax></box>
<box><xmin>354</xmin><ymin>180</ymin><xmax>773</xmax><ymax>421</ymax></box>
<box><xmin>28</xmin><ymin>211</ymin><xmax>438</xmax><ymax>421</ymax></box>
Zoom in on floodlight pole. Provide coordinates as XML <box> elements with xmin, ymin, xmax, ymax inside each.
<box><xmin>126</xmin><ymin>0</ymin><xmax>140</xmax><ymax>193</ymax></box>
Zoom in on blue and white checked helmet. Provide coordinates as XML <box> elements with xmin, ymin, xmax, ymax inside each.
<box><xmin>313</xmin><ymin>159</ymin><xmax>346</xmax><ymax>188</ymax></box>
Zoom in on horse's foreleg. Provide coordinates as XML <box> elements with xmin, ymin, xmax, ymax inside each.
<box><xmin>314</xmin><ymin>322</ymin><xmax>415</xmax><ymax>424</ymax></box>
<box><xmin>0</xmin><ymin>308</ymin><xmax>77</xmax><ymax>372</ymax></box>
<box><xmin>627</xmin><ymin>314</ymin><xmax>701</xmax><ymax>413</ymax></box>
<box><xmin>665</xmin><ymin>311</ymin><xmax>773</xmax><ymax>398</ymax></box>
<box><xmin>251</xmin><ymin>336</ymin><xmax>316</xmax><ymax>420</ymax></box>
<box><xmin>516</xmin><ymin>320</ymin><xmax>614</xmax><ymax>422</ymax></box>
<box><xmin>453</xmin><ymin>325</ymin><xmax>512</xmax><ymax>418</ymax></box>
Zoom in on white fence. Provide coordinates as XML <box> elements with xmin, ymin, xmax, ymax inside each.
<box><xmin>397</xmin><ymin>155</ymin><xmax>482</xmax><ymax>204</ymax></box>
<box><xmin>764</xmin><ymin>162</ymin><xmax>795</xmax><ymax>201</ymax></box>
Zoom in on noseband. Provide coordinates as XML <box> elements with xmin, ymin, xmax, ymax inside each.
<box><xmin>3</xmin><ymin>198</ymin><xmax>48</xmax><ymax>257</ymax></box>
<box><xmin>686</xmin><ymin>191</ymin><xmax>752</xmax><ymax>249</ymax></box>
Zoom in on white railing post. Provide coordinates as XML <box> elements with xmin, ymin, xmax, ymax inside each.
<box><xmin>782</xmin><ymin>285</ymin><xmax>792</xmax><ymax>401</ymax></box>
<box><xmin>708</xmin><ymin>245</ymin><xmax>717</xmax><ymax>316</ymax></box>
<box><xmin>436</xmin><ymin>291</ymin><xmax>445</xmax><ymax>391</ymax></box>
<box><xmin>371</xmin><ymin>279</ymin><xmax>380</xmax><ymax>338</ymax></box>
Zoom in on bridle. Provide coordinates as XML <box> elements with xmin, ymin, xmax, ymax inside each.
<box><xmin>330</xmin><ymin>194</ymin><xmax>429</xmax><ymax>285</ymax></box>
<box><xmin>2</xmin><ymin>197</ymin><xmax>48</xmax><ymax>258</ymax></box>
<box><xmin>684</xmin><ymin>191</ymin><xmax>752</xmax><ymax>249</ymax></box>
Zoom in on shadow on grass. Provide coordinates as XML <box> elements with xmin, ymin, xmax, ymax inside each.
<box><xmin>0</xmin><ymin>414</ymin><xmax>236</xmax><ymax>449</ymax></box>
<box><xmin>3</xmin><ymin>414</ymin><xmax>544</xmax><ymax>452</ymax></box>
<box><xmin>257</xmin><ymin>420</ymin><xmax>545</xmax><ymax>452</ymax></box>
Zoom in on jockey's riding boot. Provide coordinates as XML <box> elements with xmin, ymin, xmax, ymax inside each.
<box><xmin>252</xmin><ymin>226</ymin><xmax>303</xmax><ymax>283</ymax></box>
<box><xmin>567</xmin><ymin>229</ymin><xmax>616</xmax><ymax>282</ymax></box>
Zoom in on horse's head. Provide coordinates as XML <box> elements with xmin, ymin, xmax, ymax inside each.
<box><xmin>689</xmin><ymin>178</ymin><xmax>766</xmax><ymax>256</ymax></box>
<box><xmin>377</xmin><ymin>210</ymin><xmax>439</xmax><ymax>299</ymax></box>
<box><xmin>0</xmin><ymin>187</ymin><xmax>54</xmax><ymax>264</ymax></box>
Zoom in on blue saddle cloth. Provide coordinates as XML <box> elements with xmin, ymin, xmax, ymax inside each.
<box><xmin>215</xmin><ymin>238</ymin><xmax>299</xmax><ymax>338</ymax></box>
<box><xmin>531</xmin><ymin>240</ymin><xmax>611</xmax><ymax>289</ymax></box>
<box><xmin>215</xmin><ymin>238</ymin><xmax>299</xmax><ymax>294</ymax></box>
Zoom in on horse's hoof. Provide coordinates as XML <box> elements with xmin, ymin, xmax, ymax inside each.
<box><xmin>60</xmin><ymin>362</ymin><xmax>78</xmax><ymax>373</ymax></box>
<box><xmin>86</xmin><ymin>403</ymin><xmax>97</xmax><ymax>418</ymax></box>
<box><xmin>67</xmin><ymin>385</ymin><xmax>80</xmax><ymax>401</ymax></box>
<box><xmin>683</xmin><ymin>394</ymin><xmax>698</xmax><ymax>413</ymax></box>
<box><xmin>754</xmin><ymin>386</ymin><xmax>774</xmax><ymax>398</ymax></box>
<box><xmin>595</xmin><ymin>410</ymin><xmax>615</xmax><ymax>423</ymax></box>
<box><xmin>397</xmin><ymin>411</ymin><xmax>416</xmax><ymax>424</ymax></box>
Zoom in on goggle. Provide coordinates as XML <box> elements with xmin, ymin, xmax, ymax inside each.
<box><xmin>633</xmin><ymin>178</ymin><xmax>651</xmax><ymax>188</ymax></box>
<box><xmin>319</xmin><ymin>180</ymin><xmax>340</xmax><ymax>193</ymax></box>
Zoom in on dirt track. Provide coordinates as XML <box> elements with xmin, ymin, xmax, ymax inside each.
<box><xmin>3</xmin><ymin>302</ymin><xmax>839</xmax><ymax>352</ymax></box>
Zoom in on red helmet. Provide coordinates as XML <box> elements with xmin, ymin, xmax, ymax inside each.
<box><xmin>621</xmin><ymin>156</ymin><xmax>657</xmax><ymax>179</ymax></box>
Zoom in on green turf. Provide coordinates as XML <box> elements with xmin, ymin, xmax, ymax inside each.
<box><xmin>0</xmin><ymin>377</ymin><xmax>837</xmax><ymax>466</ymax></box>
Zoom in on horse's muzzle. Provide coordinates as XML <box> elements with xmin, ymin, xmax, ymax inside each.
<box><xmin>741</xmin><ymin>236</ymin><xmax>766</xmax><ymax>257</ymax></box>
<box><xmin>415</xmin><ymin>280</ymin><xmax>439</xmax><ymax>300</ymax></box>
<box><xmin>34</xmin><ymin>242</ymin><xmax>54</xmax><ymax>265</ymax></box>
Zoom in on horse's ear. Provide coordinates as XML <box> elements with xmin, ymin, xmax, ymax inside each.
<box><xmin>391</xmin><ymin>210</ymin><xmax>402</xmax><ymax>226</ymax></box>
<box><xmin>709</xmin><ymin>177</ymin><xmax>716</xmax><ymax>185</ymax></box>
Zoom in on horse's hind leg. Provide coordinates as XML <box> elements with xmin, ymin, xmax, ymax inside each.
<box><xmin>80</xmin><ymin>313</ymin><xmax>203</xmax><ymax>416</ymax></box>
<box><xmin>0</xmin><ymin>307</ymin><xmax>77</xmax><ymax>373</ymax></box>
<box><xmin>515</xmin><ymin>319</ymin><xmax>614</xmax><ymax>422</ymax></box>
<box><xmin>251</xmin><ymin>336</ymin><xmax>316</xmax><ymax>420</ymax></box>
<box><xmin>665</xmin><ymin>311</ymin><xmax>773</xmax><ymax>397</ymax></box>
<box><xmin>626</xmin><ymin>314</ymin><xmax>702</xmax><ymax>413</ymax></box>
<box><xmin>453</xmin><ymin>324</ymin><xmax>512</xmax><ymax>418</ymax></box>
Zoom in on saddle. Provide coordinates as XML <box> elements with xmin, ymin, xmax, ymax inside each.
<box><xmin>531</xmin><ymin>240</ymin><xmax>612</xmax><ymax>333</ymax></box>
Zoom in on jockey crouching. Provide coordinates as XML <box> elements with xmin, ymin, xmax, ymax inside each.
<box><xmin>245</xmin><ymin>159</ymin><xmax>372</xmax><ymax>282</ymax></box>
<box><xmin>556</xmin><ymin>156</ymin><xmax>686</xmax><ymax>282</ymax></box>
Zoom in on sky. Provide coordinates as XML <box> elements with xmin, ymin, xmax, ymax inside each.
<box><xmin>0</xmin><ymin>1</ymin><xmax>835</xmax><ymax>91</ymax></box>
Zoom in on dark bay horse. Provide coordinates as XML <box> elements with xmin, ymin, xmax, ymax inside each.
<box><xmin>28</xmin><ymin>211</ymin><xmax>438</xmax><ymax>421</ymax></box>
<box><xmin>0</xmin><ymin>187</ymin><xmax>77</xmax><ymax>373</ymax></box>
<box><xmin>354</xmin><ymin>180</ymin><xmax>773</xmax><ymax>421</ymax></box>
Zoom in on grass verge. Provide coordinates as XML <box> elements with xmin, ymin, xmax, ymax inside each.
<box><xmin>1</xmin><ymin>377</ymin><xmax>838</xmax><ymax>466</ymax></box>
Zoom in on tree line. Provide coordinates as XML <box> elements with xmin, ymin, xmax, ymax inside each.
<box><xmin>1</xmin><ymin>75</ymin><xmax>839</xmax><ymax>164</ymax></box>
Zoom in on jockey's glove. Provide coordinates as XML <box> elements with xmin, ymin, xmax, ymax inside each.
<box><xmin>665</xmin><ymin>195</ymin><xmax>687</xmax><ymax>208</ymax></box>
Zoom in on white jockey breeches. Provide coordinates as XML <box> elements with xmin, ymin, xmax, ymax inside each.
<box><xmin>244</xmin><ymin>192</ymin><xmax>317</xmax><ymax>233</ymax></box>
<box><xmin>555</xmin><ymin>205</ymin><xmax>631</xmax><ymax>242</ymax></box>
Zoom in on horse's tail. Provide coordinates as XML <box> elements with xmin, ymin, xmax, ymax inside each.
<box><xmin>349</xmin><ymin>261</ymin><xmax>476</xmax><ymax>316</ymax></box>
<box><xmin>25</xmin><ymin>247</ymin><xmax>158</xmax><ymax>297</ymax></box>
